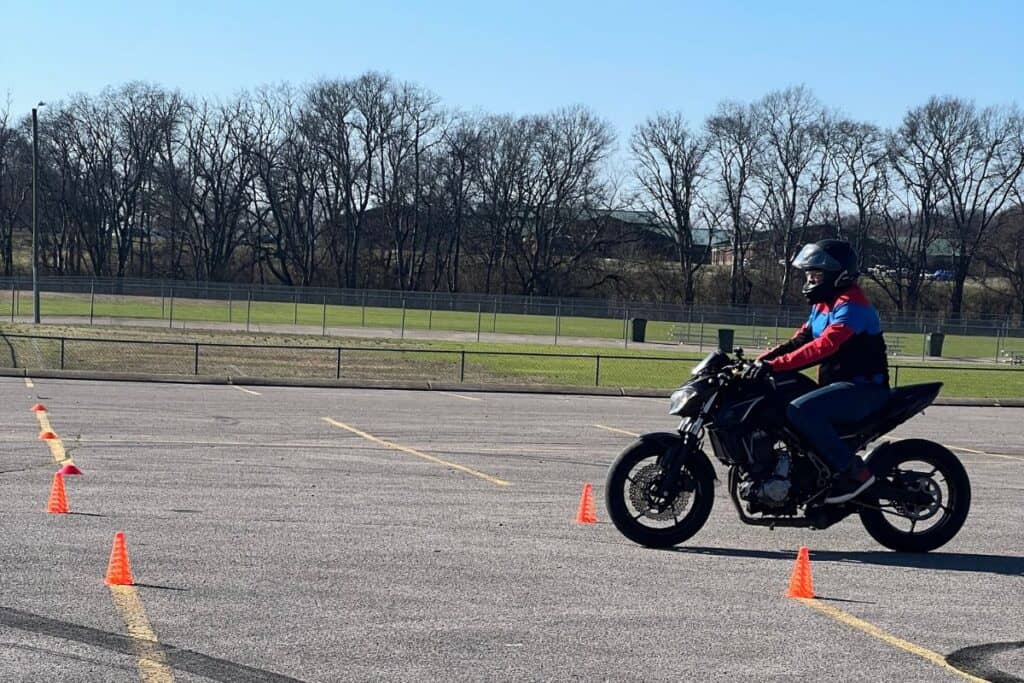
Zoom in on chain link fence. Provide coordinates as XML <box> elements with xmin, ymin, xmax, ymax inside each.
<box><xmin>2</xmin><ymin>276</ymin><xmax>1022</xmax><ymax>363</ymax></box>
<box><xmin>3</xmin><ymin>333</ymin><xmax>1023</xmax><ymax>397</ymax></box>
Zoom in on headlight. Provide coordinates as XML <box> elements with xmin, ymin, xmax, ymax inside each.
<box><xmin>669</xmin><ymin>386</ymin><xmax>701</xmax><ymax>417</ymax></box>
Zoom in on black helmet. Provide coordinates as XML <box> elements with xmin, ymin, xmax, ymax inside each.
<box><xmin>792</xmin><ymin>239</ymin><xmax>859</xmax><ymax>303</ymax></box>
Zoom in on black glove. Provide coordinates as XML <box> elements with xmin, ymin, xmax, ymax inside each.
<box><xmin>742</xmin><ymin>360</ymin><xmax>772</xmax><ymax>382</ymax></box>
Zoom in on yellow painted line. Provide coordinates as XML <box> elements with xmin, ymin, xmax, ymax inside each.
<box><xmin>945</xmin><ymin>445</ymin><xmax>1024</xmax><ymax>462</ymax></box>
<box><xmin>796</xmin><ymin>598</ymin><xmax>985</xmax><ymax>682</ymax></box>
<box><xmin>25</xmin><ymin>377</ymin><xmax>34</xmax><ymax>388</ymax></box>
<box><xmin>109</xmin><ymin>585</ymin><xmax>175</xmax><ymax>682</ymax></box>
<box><xmin>231</xmin><ymin>385</ymin><xmax>262</xmax><ymax>396</ymax></box>
<box><xmin>593</xmin><ymin>424</ymin><xmax>639</xmax><ymax>438</ymax></box>
<box><xmin>34</xmin><ymin>412</ymin><xmax>75</xmax><ymax>466</ymax></box>
<box><xmin>323</xmin><ymin>418</ymin><xmax>511</xmax><ymax>487</ymax></box>
<box><xmin>438</xmin><ymin>391</ymin><xmax>482</xmax><ymax>402</ymax></box>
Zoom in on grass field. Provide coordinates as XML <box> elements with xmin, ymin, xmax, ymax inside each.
<box><xmin>2</xmin><ymin>320</ymin><xmax>1023</xmax><ymax>399</ymax></box>
<box><xmin>4</xmin><ymin>290</ymin><xmax>1023</xmax><ymax>363</ymax></box>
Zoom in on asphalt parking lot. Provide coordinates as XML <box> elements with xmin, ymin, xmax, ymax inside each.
<box><xmin>1</xmin><ymin>377</ymin><xmax>1022</xmax><ymax>682</ymax></box>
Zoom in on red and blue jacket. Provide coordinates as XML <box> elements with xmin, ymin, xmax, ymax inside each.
<box><xmin>758</xmin><ymin>285</ymin><xmax>889</xmax><ymax>386</ymax></box>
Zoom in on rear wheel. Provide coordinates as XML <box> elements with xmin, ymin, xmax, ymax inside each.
<box><xmin>859</xmin><ymin>439</ymin><xmax>970</xmax><ymax>552</ymax></box>
<box><xmin>604</xmin><ymin>438</ymin><xmax>715</xmax><ymax>549</ymax></box>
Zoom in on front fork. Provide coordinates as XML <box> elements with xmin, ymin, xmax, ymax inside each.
<box><xmin>655</xmin><ymin>418</ymin><xmax>703</xmax><ymax>499</ymax></box>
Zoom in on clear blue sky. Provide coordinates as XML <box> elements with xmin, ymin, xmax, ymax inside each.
<box><xmin>2</xmin><ymin>0</ymin><xmax>1021</xmax><ymax>143</ymax></box>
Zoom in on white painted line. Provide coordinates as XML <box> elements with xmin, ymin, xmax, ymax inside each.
<box><xmin>438</xmin><ymin>391</ymin><xmax>482</xmax><ymax>402</ymax></box>
<box><xmin>231</xmin><ymin>385</ymin><xmax>262</xmax><ymax>396</ymax></box>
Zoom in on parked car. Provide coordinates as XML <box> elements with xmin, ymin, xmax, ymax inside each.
<box><xmin>868</xmin><ymin>265</ymin><xmax>896</xmax><ymax>278</ymax></box>
<box><xmin>924</xmin><ymin>269</ymin><xmax>954</xmax><ymax>281</ymax></box>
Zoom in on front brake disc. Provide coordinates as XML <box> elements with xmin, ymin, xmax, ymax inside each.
<box><xmin>629</xmin><ymin>463</ymin><xmax>691</xmax><ymax>521</ymax></box>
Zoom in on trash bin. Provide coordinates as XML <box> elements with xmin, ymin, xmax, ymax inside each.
<box><xmin>630</xmin><ymin>318</ymin><xmax>647</xmax><ymax>343</ymax></box>
<box><xmin>717</xmin><ymin>328</ymin><xmax>735</xmax><ymax>351</ymax></box>
<box><xmin>926</xmin><ymin>332</ymin><xmax>945</xmax><ymax>357</ymax></box>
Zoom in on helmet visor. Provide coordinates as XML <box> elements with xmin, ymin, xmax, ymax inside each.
<box><xmin>792</xmin><ymin>243</ymin><xmax>842</xmax><ymax>272</ymax></box>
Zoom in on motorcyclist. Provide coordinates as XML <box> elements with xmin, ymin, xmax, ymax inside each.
<box><xmin>746</xmin><ymin>240</ymin><xmax>890</xmax><ymax>504</ymax></box>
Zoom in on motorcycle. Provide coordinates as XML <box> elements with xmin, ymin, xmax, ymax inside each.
<box><xmin>605</xmin><ymin>349</ymin><xmax>971</xmax><ymax>552</ymax></box>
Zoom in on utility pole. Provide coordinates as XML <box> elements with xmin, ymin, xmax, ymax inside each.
<box><xmin>32</xmin><ymin>102</ymin><xmax>45</xmax><ymax>324</ymax></box>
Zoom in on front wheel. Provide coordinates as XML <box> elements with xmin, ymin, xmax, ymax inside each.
<box><xmin>604</xmin><ymin>438</ymin><xmax>715</xmax><ymax>549</ymax></box>
<box><xmin>859</xmin><ymin>439</ymin><xmax>971</xmax><ymax>552</ymax></box>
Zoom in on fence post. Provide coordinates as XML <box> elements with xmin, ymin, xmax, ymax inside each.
<box><xmin>228</xmin><ymin>286</ymin><xmax>232</xmax><ymax>323</ymax></box>
<box><xmin>322</xmin><ymin>295</ymin><xmax>328</xmax><ymax>336</ymax></box>
<box><xmin>554</xmin><ymin>304</ymin><xmax>560</xmax><ymax>345</ymax></box>
<box><xmin>9</xmin><ymin>283</ymin><xmax>14</xmax><ymax>321</ymax></box>
<box><xmin>246</xmin><ymin>288</ymin><xmax>252</xmax><ymax>332</ymax></box>
<box><xmin>623</xmin><ymin>306</ymin><xmax>629</xmax><ymax>349</ymax></box>
<box><xmin>595</xmin><ymin>355</ymin><xmax>601</xmax><ymax>387</ymax></box>
<box><xmin>401</xmin><ymin>298</ymin><xmax>407</xmax><ymax>339</ymax></box>
<box><xmin>476</xmin><ymin>303</ymin><xmax>482</xmax><ymax>342</ymax></box>
<box><xmin>60</xmin><ymin>338</ymin><xmax>65</xmax><ymax>369</ymax></box>
<box><xmin>428</xmin><ymin>292</ymin><xmax>434</xmax><ymax>330</ymax></box>
<box><xmin>893</xmin><ymin>365</ymin><xmax>900</xmax><ymax>387</ymax></box>
<box><xmin>361</xmin><ymin>291</ymin><xmax>367</xmax><ymax>327</ymax></box>
<box><xmin>293</xmin><ymin>289</ymin><xmax>299</xmax><ymax>325</ymax></box>
<box><xmin>699</xmin><ymin>314</ymin><xmax>705</xmax><ymax>352</ymax></box>
<box><xmin>194</xmin><ymin>343</ymin><xmax>200</xmax><ymax>375</ymax></box>
<box><xmin>336</xmin><ymin>348</ymin><xmax>342</xmax><ymax>379</ymax></box>
<box><xmin>160</xmin><ymin>284</ymin><xmax>165</xmax><ymax>319</ymax></box>
<box><xmin>168</xmin><ymin>287</ymin><xmax>175</xmax><ymax>329</ymax></box>
<box><xmin>89</xmin><ymin>281</ymin><xmax>95</xmax><ymax>325</ymax></box>
<box><xmin>492</xmin><ymin>296</ymin><xmax>498</xmax><ymax>333</ymax></box>
<box><xmin>460</xmin><ymin>350</ymin><xmax>466</xmax><ymax>382</ymax></box>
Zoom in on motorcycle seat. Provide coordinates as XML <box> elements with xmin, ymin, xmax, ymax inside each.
<box><xmin>835</xmin><ymin>382</ymin><xmax>943</xmax><ymax>441</ymax></box>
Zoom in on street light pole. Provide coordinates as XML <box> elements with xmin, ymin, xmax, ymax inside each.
<box><xmin>31</xmin><ymin>102</ymin><xmax>44</xmax><ymax>324</ymax></box>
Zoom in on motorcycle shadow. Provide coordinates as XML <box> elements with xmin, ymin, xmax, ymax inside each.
<box><xmin>671</xmin><ymin>546</ymin><xmax>1024</xmax><ymax>577</ymax></box>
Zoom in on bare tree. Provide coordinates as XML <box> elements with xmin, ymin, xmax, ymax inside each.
<box><xmin>706</xmin><ymin>101</ymin><xmax>763</xmax><ymax>304</ymax></box>
<box><xmin>426</xmin><ymin>115</ymin><xmax>482</xmax><ymax>292</ymax></box>
<box><xmin>469</xmin><ymin>115</ymin><xmax>538</xmax><ymax>293</ymax></box>
<box><xmin>511</xmin><ymin>106</ymin><xmax>615</xmax><ymax>296</ymax></box>
<box><xmin>303</xmin><ymin>73</ymin><xmax>387</xmax><ymax>288</ymax></box>
<box><xmin>167</xmin><ymin>97</ymin><xmax>257</xmax><ymax>280</ymax></box>
<box><xmin>51</xmin><ymin>83</ymin><xmax>177</xmax><ymax>276</ymax></box>
<box><xmin>908</xmin><ymin>97</ymin><xmax>1024</xmax><ymax>318</ymax></box>
<box><xmin>374</xmin><ymin>80</ymin><xmax>444</xmax><ymax>291</ymax></box>
<box><xmin>631</xmin><ymin>113</ymin><xmax>711</xmax><ymax>303</ymax></box>
<box><xmin>0</xmin><ymin>104</ymin><xmax>31</xmax><ymax>276</ymax></box>
<box><xmin>874</xmin><ymin>122</ymin><xmax>948</xmax><ymax>313</ymax></box>
<box><xmin>246</xmin><ymin>85</ymin><xmax>326</xmax><ymax>286</ymax></box>
<box><xmin>753</xmin><ymin>86</ymin><xmax>834</xmax><ymax>305</ymax></box>
<box><xmin>829</xmin><ymin>120</ymin><xmax>887</xmax><ymax>256</ymax></box>
<box><xmin>980</xmin><ymin>182</ymin><xmax>1024</xmax><ymax>317</ymax></box>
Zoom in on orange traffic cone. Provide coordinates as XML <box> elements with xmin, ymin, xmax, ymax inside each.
<box><xmin>31</xmin><ymin>403</ymin><xmax>47</xmax><ymax>412</ymax></box>
<box><xmin>46</xmin><ymin>473</ymin><xmax>69</xmax><ymax>514</ymax></box>
<box><xmin>38</xmin><ymin>430</ymin><xmax>57</xmax><ymax>440</ymax></box>
<box><xmin>575</xmin><ymin>483</ymin><xmax>597</xmax><ymax>524</ymax></box>
<box><xmin>786</xmin><ymin>546</ymin><xmax>816</xmax><ymax>598</ymax></box>
<box><xmin>104</xmin><ymin>531</ymin><xmax>135</xmax><ymax>586</ymax></box>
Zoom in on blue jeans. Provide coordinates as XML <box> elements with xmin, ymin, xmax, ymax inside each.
<box><xmin>786</xmin><ymin>381</ymin><xmax>890</xmax><ymax>473</ymax></box>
